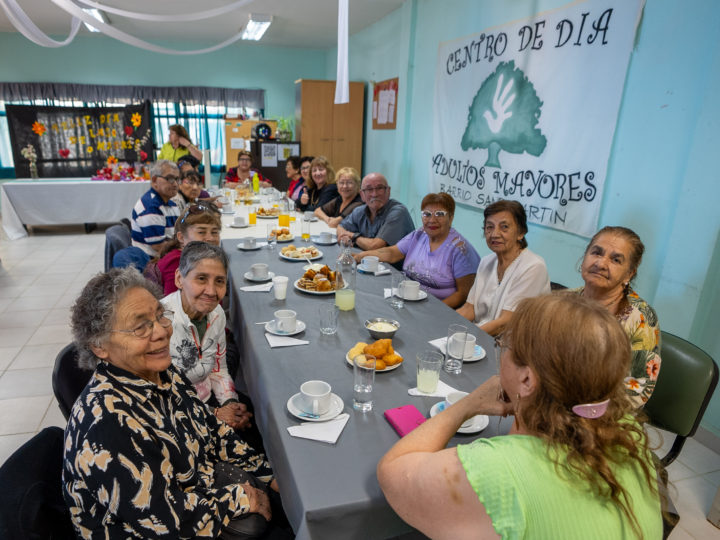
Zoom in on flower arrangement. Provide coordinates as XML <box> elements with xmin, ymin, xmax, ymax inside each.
<box><xmin>21</xmin><ymin>144</ymin><xmax>39</xmax><ymax>178</ymax></box>
<box><xmin>91</xmin><ymin>155</ymin><xmax>148</xmax><ymax>181</ymax></box>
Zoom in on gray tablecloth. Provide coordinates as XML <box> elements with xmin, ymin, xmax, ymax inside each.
<box><xmin>1</xmin><ymin>178</ymin><xmax>149</xmax><ymax>240</ymax></box>
<box><xmin>223</xmin><ymin>238</ymin><xmax>510</xmax><ymax>540</ymax></box>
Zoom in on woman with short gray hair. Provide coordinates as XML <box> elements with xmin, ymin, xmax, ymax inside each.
<box><xmin>63</xmin><ymin>266</ymin><xmax>276</xmax><ymax>538</ymax></box>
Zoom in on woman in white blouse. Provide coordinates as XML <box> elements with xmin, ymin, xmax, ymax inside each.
<box><xmin>456</xmin><ymin>200</ymin><xmax>550</xmax><ymax>335</ymax></box>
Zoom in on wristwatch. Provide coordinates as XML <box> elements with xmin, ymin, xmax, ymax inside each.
<box><xmin>352</xmin><ymin>232</ymin><xmax>361</xmax><ymax>246</ymax></box>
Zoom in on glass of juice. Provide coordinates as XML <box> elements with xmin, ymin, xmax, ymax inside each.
<box><xmin>278</xmin><ymin>213</ymin><xmax>290</xmax><ymax>227</ymax></box>
<box><xmin>416</xmin><ymin>350</ymin><xmax>444</xmax><ymax>393</ymax></box>
<box><xmin>335</xmin><ymin>288</ymin><xmax>355</xmax><ymax>311</ymax></box>
<box><xmin>248</xmin><ymin>206</ymin><xmax>257</xmax><ymax>225</ymax></box>
<box><xmin>301</xmin><ymin>220</ymin><xmax>311</xmax><ymax>242</ymax></box>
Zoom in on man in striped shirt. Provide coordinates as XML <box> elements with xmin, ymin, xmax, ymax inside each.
<box><xmin>131</xmin><ymin>159</ymin><xmax>182</xmax><ymax>257</ymax></box>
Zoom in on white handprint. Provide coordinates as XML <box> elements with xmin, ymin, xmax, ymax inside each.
<box><xmin>483</xmin><ymin>74</ymin><xmax>516</xmax><ymax>134</ymax></box>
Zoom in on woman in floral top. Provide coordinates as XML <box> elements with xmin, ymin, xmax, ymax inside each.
<box><xmin>575</xmin><ymin>226</ymin><xmax>661</xmax><ymax>406</ymax></box>
<box><xmin>63</xmin><ymin>267</ymin><xmax>281</xmax><ymax>538</ymax></box>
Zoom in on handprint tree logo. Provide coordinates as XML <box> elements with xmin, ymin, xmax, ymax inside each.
<box><xmin>461</xmin><ymin>60</ymin><xmax>546</xmax><ymax>168</ymax></box>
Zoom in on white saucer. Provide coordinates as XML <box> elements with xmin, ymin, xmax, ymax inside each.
<box><xmin>265</xmin><ymin>319</ymin><xmax>306</xmax><ymax>336</ymax></box>
<box><xmin>287</xmin><ymin>392</ymin><xmax>344</xmax><ymax>422</ymax></box>
<box><xmin>237</xmin><ymin>241</ymin><xmax>262</xmax><ymax>251</ymax></box>
<box><xmin>221</xmin><ymin>209</ymin><xmax>235</xmax><ymax>215</ymax></box>
<box><xmin>430</xmin><ymin>401</ymin><xmax>489</xmax><ymax>434</ymax></box>
<box><xmin>394</xmin><ymin>289</ymin><xmax>428</xmax><ymax>301</ymax></box>
<box><xmin>303</xmin><ymin>216</ymin><xmax>319</xmax><ymax>222</ymax></box>
<box><xmin>310</xmin><ymin>235</ymin><xmax>336</xmax><ymax>245</ymax></box>
<box><xmin>229</xmin><ymin>223</ymin><xmax>249</xmax><ymax>229</ymax></box>
<box><xmin>357</xmin><ymin>264</ymin><xmax>378</xmax><ymax>274</ymax></box>
<box><xmin>244</xmin><ymin>271</ymin><xmax>275</xmax><ymax>282</ymax></box>
<box><xmin>464</xmin><ymin>345</ymin><xmax>486</xmax><ymax>363</ymax></box>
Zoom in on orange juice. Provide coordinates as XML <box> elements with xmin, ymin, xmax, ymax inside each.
<box><xmin>289</xmin><ymin>216</ymin><xmax>296</xmax><ymax>222</ymax></box>
<box><xmin>278</xmin><ymin>214</ymin><xmax>290</xmax><ymax>227</ymax></box>
<box><xmin>249</xmin><ymin>212</ymin><xmax>257</xmax><ymax>225</ymax></box>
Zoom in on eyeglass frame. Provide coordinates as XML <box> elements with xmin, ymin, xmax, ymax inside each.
<box><xmin>421</xmin><ymin>210</ymin><xmax>450</xmax><ymax>219</ymax></box>
<box><xmin>110</xmin><ymin>310</ymin><xmax>174</xmax><ymax>339</ymax></box>
<box><xmin>360</xmin><ymin>185</ymin><xmax>389</xmax><ymax>194</ymax></box>
<box><xmin>178</xmin><ymin>203</ymin><xmax>221</xmax><ymax>226</ymax></box>
<box><xmin>157</xmin><ymin>174</ymin><xmax>180</xmax><ymax>184</ymax></box>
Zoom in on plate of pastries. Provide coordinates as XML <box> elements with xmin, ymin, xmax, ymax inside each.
<box><xmin>294</xmin><ymin>265</ymin><xmax>344</xmax><ymax>295</ymax></box>
<box><xmin>346</xmin><ymin>339</ymin><xmax>403</xmax><ymax>372</ymax></box>
<box><xmin>257</xmin><ymin>206</ymin><xmax>281</xmax><ymax>218</ymax></box>
<box><xmin>280</xmin><ymin>245</ymin><xmax>323</xmax><ymax>260</ymax></box>
<box><xmin>270</xmin><ymin>228</ymin><xmax>294</xmax><ymax>242</ymax></box>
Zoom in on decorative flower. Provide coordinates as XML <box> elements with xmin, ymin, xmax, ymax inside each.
<box><xmin>32</xmin><ymin>121</ymin><xmax>46</xmax><ymax>136</ymax></box>
<box><xmin>107</xmin><ymin>156</ymin><xmax>118</xmax><ymax>165</ymax></box>
<box><xmin>20</xmin><ymin>144</ymin><xmax>37</xmax><ymax>161</ymax></box>
<box><xmin>625</xmin><ymin>377</ymin><xmax>641</xmax><ymax>392</ymax></box>
<box><xmin>139</xmin><ymin>150</ymin><xmax>148</xmax><ymax>162</ymax></box>
<box><xmin>131</xmin><ymin>113</ymin><xmax>142</xmax><ymax>128</ymax></box>
<box><xmin>646</xmin><ymin>356</ymin><xmax>661</xmax><ymax>381</ymax></box>
<box><xmin>124</xmin><ymin>125</ymin><xmax>134</xmax><ymax>136</ymax></box>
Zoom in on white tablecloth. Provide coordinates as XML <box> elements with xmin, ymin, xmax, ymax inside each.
<box><xmin>1</xmin><ymin>178</ymin><xmax>150</xmax><ymax>240</ymax></box>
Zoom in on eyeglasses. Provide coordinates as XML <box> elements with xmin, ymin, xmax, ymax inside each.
<box><xmin>421</xmin><ymin>210</ymin><xmax>449</xmax><ymax>219</ymax></box>
<box><xmin>238</xmin><ymin>157</ymin><xmax>252</xmax><ymax>162</ymax></box>
<box><xmin>361</xmin><ymin>185</ymin><xmax>388</xmax><ymax>194</ymax></box>
<box><xmin>181</xmin><ymin>173</ymin><xmax>202</xmax><ymax>186</ymax></box>
<box><xmin>337</xmin><ymin>181</ymin><xmax>355</xmax><ymax>187</ymax></box>
<box><xmin>159</xmin><ymin>175</ymin><xmax>180</xmax><ymax>184</ymax></box>
<box><xmin>111</xmin><ymin>310</ymin><xmax>174</xmax><ymax>339</ymax></box>
<box><xmin>179</xmin><ymin>203</ymin><xmax>220</xmax><ymax>225</ymax></box>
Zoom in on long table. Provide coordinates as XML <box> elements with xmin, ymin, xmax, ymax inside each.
<box><xmin>222</xmin><ymin>228</ymin><xmax>510</xmax><ymax>539</ymax></box>
<box><xmin>1</xmin><ymin>178</ymin><xmax>150</xmax><ymax>240</ymax></box>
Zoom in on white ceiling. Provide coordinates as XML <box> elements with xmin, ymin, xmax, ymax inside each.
<box><xmin>0</xmin><ymin>0</ymin><xmax>405</xmax><ymax>49</ymax></box>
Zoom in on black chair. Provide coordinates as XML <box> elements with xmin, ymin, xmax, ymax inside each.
<box><xmin>0</xmin><ymin>426</ymin><xmax>75</xmax><ymax>539</ymax></box>
<box><xmin>644</xmin><ymin>331</ymin><xmax>719</xmax><ymax>466</ymax></box>
<box><xmin>52</xmin><ymin>343</ymin><xmax>94</xmax><ymax>420</ymax></box>
<box><xmin>550</xmin><ymin>281</ymin><xmax>568</xmax><ymax>291</ymax></box>
<box><xmin>104</xmin><ymin>222</ymin><xmax>132</xmax><ymax>272</ymax></box>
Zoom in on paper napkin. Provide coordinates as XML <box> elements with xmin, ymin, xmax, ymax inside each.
<box><xmin>287</xmin><ymin>413</ymin><xmax>350</xmax><ymax>444</ymax></box>
<box><xmin>428</xmin><ymin>337</ymin><xmax>448</xmax><ymax>353</ymax></box>
<box><xmin>374</xmin><ymin>264</ymin><xmax>391</xmax><ymax>276</ymax></box>
<box><xmin>265</xmin><ymin>333</ymin><xmax>309</xmax><ymax>348</ymax></box>
<box><xmin>408</xmin><ymin>380</ymin><xmax>459</xmax><ymax>398</ymax></box>
<box><xmin>383</xmin><ymin>288</ymin><xmax>392</xmax><ymax>299</ymax></box>
<box><xmin>240</xmin><ymin>283</ymin><xmax>274</xmax><ymax>292</ymax></box>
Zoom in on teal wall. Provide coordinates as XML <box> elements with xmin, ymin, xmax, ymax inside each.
<box><xmin>331</xmin><ymin>0</ymin><xmax>720</xmax><ymax>436</ymax></box>
<box><xmin>0</xmin><ymin>32</ymin><xmax>328</xmax><ymax>120</ymax></box>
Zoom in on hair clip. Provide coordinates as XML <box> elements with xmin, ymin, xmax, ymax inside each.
<box><xmin>571</xmin><ymin>398</ymin><xmax>610</xmax><ymax>419</ymax></box>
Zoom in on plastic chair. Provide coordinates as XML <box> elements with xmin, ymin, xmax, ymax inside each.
<box><xmin>644</xmin><ymin>331</ymin><xmax>718</xmax><ymax>467</ymax></box>
<box><xmin>0</xmin><ymin>426</ymin><xmax>75</xmax><ymax>539</ymax></box>
<box><xmin>104</xmin><ymin>222</ymin><xmax>132</xmax><ymax>272</ymax></box>
<box><xmin>51</xmin><ymin>343</ymin><xmax>94</xmax><ymax>420</ymax></box>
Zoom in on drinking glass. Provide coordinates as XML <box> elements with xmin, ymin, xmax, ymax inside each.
<box><xmin>248</xmin><ymin>205</ymin><xmax>257</xmax><ymax>225</ymax></box>
<box><xmin>272</xmin><ymin>276</ymin><xmax>289</xmax><ymax>300</ymax></box>
<box><xmin>445</xmin><ymin>323</ymin><xmax>467</xmax><ymax>374</ymax></box>
<box><xmin>353</xmin><ymin>354</ymin><xmax>376</xmax><ymax>412</ymax></box>
<box><xmin>319</xmin><ymin>304</ymin><xmax>339</xmax><ymax>335</ymax></box>
<box><xmin>266</xmin><ymin>224</ymin><xmax>277</xmax><ymax>250</ymax></box>
<box><xmin>301</xmin><ymin>220</ymin><xmax>311</xmax><ymax>242</ymax></box>
<box><xmin>388</xmin><ymin>273</ymin><xmax>404</xmax><ymax>309</ymax></box>
<box><xmin>416</xmin><ymin>350</ymin><xmax>444</xmax><ymax>393</ymax></box>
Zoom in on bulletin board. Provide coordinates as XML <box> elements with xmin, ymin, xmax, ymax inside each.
<box><xmin>372</xmin><ymin>78</ymin><xmax>398</xmax><ymax>130</ymax></box>
<box><xmin>223</xmin><ymin>118</ymin><xmax>277</xmax><ymax>168</ymax></box>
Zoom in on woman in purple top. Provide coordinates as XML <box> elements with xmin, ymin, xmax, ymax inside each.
<box><xmin>355</xmin><ymin>193</ymin><xmax>480</xmax><ymax>308</ymax></box>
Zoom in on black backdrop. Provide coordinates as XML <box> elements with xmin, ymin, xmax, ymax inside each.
<box><xmin>6</xmin><ymin>101</ymin><xmax>153</xmax><ymax>178</ymax></box>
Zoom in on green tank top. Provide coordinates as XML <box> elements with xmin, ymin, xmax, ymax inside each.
<box><xmin>456</xmin><ymin>434</ymin><xmax>662</xmax><ymax>539</ymax></box>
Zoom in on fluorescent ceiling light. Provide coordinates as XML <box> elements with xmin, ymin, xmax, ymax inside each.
<box><xmin>241</xmin><ymin>14</ymin><xmax>272</xmax><ymax>41</ymax></box>
<box><xmin>81</xmin><ymin>8</ymin><xmax>107</xmax><ymax>33</ymax></box>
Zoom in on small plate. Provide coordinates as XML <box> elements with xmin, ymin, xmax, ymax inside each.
<box><xmin>237</xmin><ymin>241</ymin><xmax>263</xmax><ymax>251</ymax></box>
<box><xmin>293</xmin><ymin>279</ymin><xmax>341</xmax><ymax>295</ymax></box>
<box><xmin>229</xmin><ymin>223</ymin><xmax>249</xmax><ymax>229</ymax></box>
<box><xmin>287</xmin><ymin>392</ymin><xmax>344</xmax><ymax>422</ymax></box>
<box><xmin>244</xmin><ymin>271</ymin><xmax>275</xmax><ymax>282</ymax></box>
<box><xmin>221</xmin><ymin>209</ymin><xmax>235</xmax><ymax>215</ymax></box>
<box><xmin>394</xmin><ymin>289</ymin><xmax>428</xmax><ymax>301</ymax></box>
<box><xmin>265</xmin><ymin>319</ymin><xmax>306</xmax><ymax>336</ymax></box>
<box><xmin>430</xmin><ymin>401</ymin><xmax>489</xmax><ymax>434</ymax></box>
<box><xmin>345</xmin><ymin>351</ymin><xmax>403</xmax><ymax>372</ymax></box>
<box><xmin>357</xmin><ymin>264</ymin><xmax>378</xmax><ymax>274</ymax></box>
<box><xmin>310</xmin><ymin>234</ymin><xmax>337</xmax><ymax>245</ymax></box>
<box><xmin>464</xmin><ymin>345</ymin><xmax>487</xmax><ymax>363</ymax></box>
<box><xmin>303</xmin><ymin>216</ymin><xmax>319</xmax><ymax>222</ymax></box>
<box><xmin>257</xmin><ymin>214</ymin><xmax>280</xmax><ymax>219</ymax></box>
<box><xmin>274</xmin><ymin>235</ymin><xmax>294</xmax><ymax>243</ymax></box>
<box><xmin>280</xmin><ymin>249</ymin><xmax>323</xmax><ymax>261</ymax></box>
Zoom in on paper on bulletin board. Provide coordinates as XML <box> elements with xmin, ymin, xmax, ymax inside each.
<box><xmin>261</xmin><ymin>143</ymin><xmax>278</xmax><ymax>167</ymax></box>
<box><xmin>372</xmin><ymin>77</ymin><xmax>398</xmax><ymax>130</ymax></box>
<box><xmin>278</xmin><ymin>144</ymin><xmax>300</xmax><ymax>161</ymax></box>
<box><xmin>230</xmin><ymin>137</ymin><xmax>245</xmax><ymax>149</ymax></box>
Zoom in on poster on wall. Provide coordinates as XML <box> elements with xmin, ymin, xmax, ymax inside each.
<box><xmin>6</xmin><ymin>101</ymin><xmax>153</xmax><ymax>178</ymax></box>
<box><xmin>431</xmin><ymin>0</ymin><xmax>645</xmax><ymax>237</ymax></box>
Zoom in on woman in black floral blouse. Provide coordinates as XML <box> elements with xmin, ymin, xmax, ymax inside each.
<box><xmin>63</xmin><ymin>267</ymin><xmax>280</xmax><ymax>538</ymax></box>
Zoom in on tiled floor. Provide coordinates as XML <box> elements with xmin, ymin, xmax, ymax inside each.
<box><xmin>1</xmin><ymin>225</ymin><xmax>719</xmax><ymax>538</ymax></box>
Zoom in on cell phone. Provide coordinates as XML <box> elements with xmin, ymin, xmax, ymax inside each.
<box><xmin>384</xmin><ymin>404</ymin><xmax>427</xmax><ymax>437</ymax></box>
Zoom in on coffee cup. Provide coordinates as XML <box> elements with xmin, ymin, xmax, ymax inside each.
<box><xmin>448</xmin><ymin>332</ymin><xmax>476</xmax><ymax>359</ymax></box>
<box><xmin>445</xmin><ymin>391</ymin><xmax>473</xmax><ymax>428</ymax></box>
<box><xmin>250</xmin><ymin>263</ymin><xmax>269</xmax><ymax>279</ymax></box>
<box><xmin>319</xmin><ymin>231</ymin><xmax>333</xmax><ymax>242</ymax></box>
<box><xmin>304</xmin><ymin>211</ymin><xmax>315</xmax><ymax>221</ymax></box>
<box><xmin>274</xmin><ymin>309</ymin><xmax>297</xmax><ymax>333</ymax></box>
<box><xmin>242</xmin><ymin>238</ymin><xmax>257</xmax><ymax>249</ymax></box>
<box><xmin>299</xmin><ymin>380</ymin><xmax>332</xmax><ymax>415</ymax></box>
<box><xmin>400</xmin><ymin>280</ymin><xmax>420</xmax><ymax>300</ymax></box>
<box><xmin>362</xmin><ymin>256</ymin><xmax>379</xmax><ymax>272</ymax></box>
<box><xmin>233</xmin><ymin>215</ymin><xmax>247</xmax><ymax>226</ymax></box>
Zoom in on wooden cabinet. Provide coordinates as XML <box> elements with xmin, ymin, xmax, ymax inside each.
<box><xmin>295</xmin><ymin>79</ymin><xmax>365</xmax><ymax>174</ymax></box>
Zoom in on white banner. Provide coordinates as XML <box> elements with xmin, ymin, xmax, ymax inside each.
<box><xmin>431</xmin><ymin>0</ymin><xmax>644</xmax><ymax>237</ymax></box>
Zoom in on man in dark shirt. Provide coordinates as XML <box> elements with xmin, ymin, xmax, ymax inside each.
<box><xmin>337</xmin><ymin>173</ymin><xmax>414</xmax><ymax>249</ymax></box>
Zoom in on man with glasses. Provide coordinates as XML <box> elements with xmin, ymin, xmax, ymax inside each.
<box><xmin>130</xmin><ymin>159</ymin><xmax>182</xmax><ymax>258</ymax></box>
<box><xmin>337</xmin><ymin>173</ymin><xmax>414</xmax><ymax>251</ymax></box>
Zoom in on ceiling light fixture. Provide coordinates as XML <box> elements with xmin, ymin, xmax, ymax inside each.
<box><xmin>81</xmin><ymin>8</ymin><xmax>107</xmax><ymax>32</ymax></box>
<box><xmin>241</xmin><ymin>14</ymin><xmax>272</xmax><ymax>41</ymax></box>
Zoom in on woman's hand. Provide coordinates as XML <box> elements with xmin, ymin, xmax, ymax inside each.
<box><xmin>178</xmin><ymin>136</ymin><xmax>192</xmax><ymax>148</ymax></box>
<box><xmin>242</xmin><ymin>482</ymin><xmax>272</xmax><ymax>521</ymax></box>
<box><xmin>463</xmin><ymin>375</ymin><xmax>514</xmax><ymax>418</ymax></box>
<box><xmin>216</xmin><ymin>402</ymin><xmax>253</xmax><ymax>429</ymax></box>
<box><xmin>327</xmin><ymin>216</ymin><xmax>342</xmax><ymax>228</ymax></box>
<box><xmin>300</xmin><ymin>192</ymin><xmax>309</xmax><ymax>205</ymax></box>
